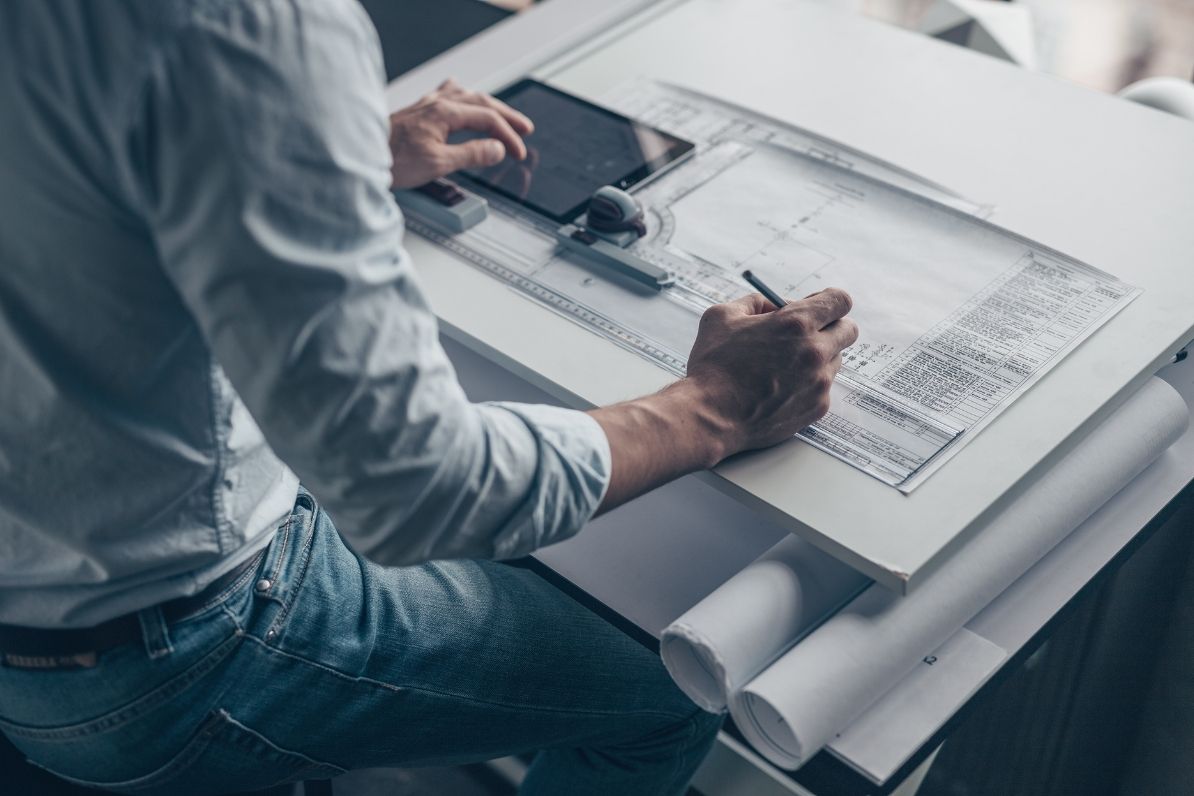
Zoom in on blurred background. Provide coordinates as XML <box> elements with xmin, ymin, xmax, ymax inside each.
<box><xmin>860</xmin><ymin>0</ymin><xmax>1194</xmax><ymax>92</ymax></box>
<box><xmin>487</xmin><ymin>0</ymin><xmax>1194</xmax><ymax>94</ymax></box>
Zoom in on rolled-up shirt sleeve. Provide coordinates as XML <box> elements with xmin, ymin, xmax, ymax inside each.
<box><xmin>126</xmin><ymin>0</ymin><xmax>610</xmax><ymax>565</ymax></box>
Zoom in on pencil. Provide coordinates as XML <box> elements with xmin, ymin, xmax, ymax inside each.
<box><xmin>742</xmin><ymin>270</ymin><xmax>788</xmax><ymax>309</ymax></box>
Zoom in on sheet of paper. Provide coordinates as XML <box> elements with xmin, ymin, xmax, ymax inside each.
<box><xmin>727</xmin><ymin>378</ymin><xmax>1187</xmax><ymax>770</ymax></box>
<box><xmin>614</xmin><ymin>80</ymin><xmax>1141</xmax><ymax>490</ymax></box>
<box><xmin>620</xmin><ymin>136</ymin><xmax>1140</xmax><ymax>489</ymax></box>
<box><xmin>607</xmin><ymin>79</ymin><xmax>992</xmax><ymax>220</ymax></box>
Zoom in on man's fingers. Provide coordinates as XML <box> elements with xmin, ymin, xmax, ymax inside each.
<box><xmin>827</xmin><ymin>351</ymin><xmax>844</xmax><ymax>378</ymax></box>
<box><xmin>437</xmin><ymin>81</ymin><xmax>535</xmax><ymax>134</ymax></box>
<box><xmin>821</xmin><ymin>317</ymin><xmax>859</xmax><ymax>352</ymax></box>
<box><xmin>461</xmin><ymin>91</ymin><xmax>534</xmax><ymax>135</ymax></box>
<box><xmin>489</xmin><ymin>97</ymin><xmax>534</xmax><ymax>135</ymax></box>
<box><xmin>699</xmin><ymin>293</ymin><xmax>774</xmax><ymax>332</ymax></box>
<box><xmin>727</xmin><ymin>292</ymin><xmax>781</xmax><ymax>317</ymax></box>
<box><xmin>791</xmin><ymin>287</ymin><xmax>852</xmax><ymax>330</ymax></box>
<box><xmin>441</xmin><ymin>101</ymin><xmax>527</xmax><ymax>160</ymax></box>
<box><xmin>438</xmin><ymin>139</ymin><xmax>507</xmax><ymax>173</ymax></box>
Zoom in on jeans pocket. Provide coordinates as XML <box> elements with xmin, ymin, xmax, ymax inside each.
<box><xmin>0</xmin><ymin>631</ymin><xmax>242</xmax><ymax>745</ymax></box>
<box><xmin>34</xmin><ymin>708</ymin><xmax>345</xmax><ymax>795</ymax></box>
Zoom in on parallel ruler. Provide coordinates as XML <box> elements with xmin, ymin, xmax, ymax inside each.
<box><xmin>406</xmin><ymin>216</ymin><xmax>689</xmax><ymax>376</ymax></box>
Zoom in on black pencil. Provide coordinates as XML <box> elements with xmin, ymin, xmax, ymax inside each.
<box><xmin>742</xmin><ymin>270</ymin><xmax>788</xmax><ymax>309</ymax></box>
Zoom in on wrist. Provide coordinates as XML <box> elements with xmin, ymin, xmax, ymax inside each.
<box><xmin>656</xmin><ymin>377</ymin><xmax>738</xmax><ymax>469</ymax></box>
<box><xmin>587</xmin><ymin>375</ymin><xmax>739</xmax><ymax>513</ymax></box>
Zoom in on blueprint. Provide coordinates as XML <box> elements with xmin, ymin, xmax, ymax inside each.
<box><xmin>406</xmin><ymin>80</ymin><xmax>1139</xmax><ymax>491</ymax></box>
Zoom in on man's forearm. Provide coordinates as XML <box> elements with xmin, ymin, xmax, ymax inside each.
<box><xmin>588</xmin><ymin>379</ymin><xmax>731</xmax><ymax>513</ymax></box>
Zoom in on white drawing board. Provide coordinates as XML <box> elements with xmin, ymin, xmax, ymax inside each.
<box><xmin>389</xmin><ymin>0</ymin><xmax>1194</xmax><ymax>590</ymax></box>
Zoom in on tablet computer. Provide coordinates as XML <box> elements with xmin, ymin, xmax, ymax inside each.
<box><xmin>456</xmin><ymin>79</ymin><xmax>695</xmax><ymax>224</ymax></box>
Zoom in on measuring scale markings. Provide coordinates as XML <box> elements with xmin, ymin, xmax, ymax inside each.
<box><xmin>407</xmin><ymin>216</ymin><xmax>690</xmax><ymax>375</ymax></box>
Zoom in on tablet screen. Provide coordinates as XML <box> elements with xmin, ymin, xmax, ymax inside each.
<box><xmin>456</xmin><ymin>79</ymin><xmax>694</xmax><ymax>223</ymax></box>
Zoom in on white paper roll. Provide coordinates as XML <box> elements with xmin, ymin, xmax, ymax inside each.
<box><xmin>660</xmin><ymin>535</ymin><xmax>871</xmax><ymax>712</ymax></box>
<box><xmin>730</xmin><ymin>377</ymin><xmax>1188</xmax><ymax>769</ymax></box>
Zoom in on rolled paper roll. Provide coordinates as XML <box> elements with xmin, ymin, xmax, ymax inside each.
<box><xmin>730</xmin><ymin>377</ymin><xmax>1188</xmax><ymax>770</ymax></box>
<box><xmin>660</xmin><ymin>535</ymin><xmax>870</xmax><ymax>712</ymax></box>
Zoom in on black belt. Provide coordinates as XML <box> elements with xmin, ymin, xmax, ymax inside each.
<box><xmin>0</xmin><ymin>553</ymin><xmax>263</xmax><ymax>659</ymax></box>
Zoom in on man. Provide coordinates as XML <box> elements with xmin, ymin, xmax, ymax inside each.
<box><xmin>0</xmin><ymin>2</ymin><xmax>857</xmax><ymax>794</ymax></box>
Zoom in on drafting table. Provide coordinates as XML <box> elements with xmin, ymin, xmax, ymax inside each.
<box><xmin>375</xmin><ymin>0</ymin><xmax>1194</xmax><ymax>791</ymax></box>
<box><xmin>386</xmin><ymin>0</ymin><xmax>1194</xmax><ymax>593</ymax></box>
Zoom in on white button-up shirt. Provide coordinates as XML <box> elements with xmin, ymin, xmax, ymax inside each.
<box><xmin>0</xmin><ymin>0</ymin><xmax>610</xmax><ymax>628</ymax></box>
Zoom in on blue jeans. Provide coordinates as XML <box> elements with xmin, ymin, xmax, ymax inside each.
<box><xmin>0</xmin><ymin>490</ymin><xmax>720</xmax><ymax>795</ymax></box>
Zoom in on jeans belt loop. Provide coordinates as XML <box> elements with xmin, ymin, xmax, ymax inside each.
<box><xmin>137</xmin><ymin>605</ymin><xmax>174</xmax><ymax>660</ymax></box>
<box><xmin>258</xmin><ymin>505</ymin><xmax>299</xmax><ymax>594</ymax></box>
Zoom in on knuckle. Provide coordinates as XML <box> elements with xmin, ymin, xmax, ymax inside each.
<box><xmin>843</xmin><ymin>318</ymin><xmax>860</xmax><ymax>343</ymax></box>
<box><xmin>827</xmin><ymin>287</ymin><xmax>853</xmax><ymax>309</ymax></box>
<box><xmin>785</xmin><ymin>312</ymin><xmax>815</xmax><ymax>335</ymax></box>
<box><xmin>701</xmin><ymin>304</ymin><xmax>730</xmax><ymax>326</ymax></box>
<box><xmin>804</xmin><ymin>340</ymin><xmax>831</xmax><ymax>364</ymax></box>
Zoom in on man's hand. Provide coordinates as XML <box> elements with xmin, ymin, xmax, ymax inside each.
<box><xmin>589</xmin><ymin>288</ymin><xmax>857</xmax><ymax>511</ymax></box>
<box><xmin>388</xmin><ymin>79</ymin><xmax>534</xmax><ymax>189</ymax></box>
<box><xmin>684</xmin><ymin>289</ymin><xmax>858</xmax><ymax>458</ymax></box>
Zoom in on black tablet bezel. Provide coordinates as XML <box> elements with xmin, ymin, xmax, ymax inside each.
<box><xmin>455</xmin><ymin>78</ymin><xmax>695</xmax><ymax>224</ymax></box>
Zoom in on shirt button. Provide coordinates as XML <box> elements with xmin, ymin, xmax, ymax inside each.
<box><xmin>255</xmin><ymin>578</ymin><xmax>272</xmax><ymax>592</ymax></box>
